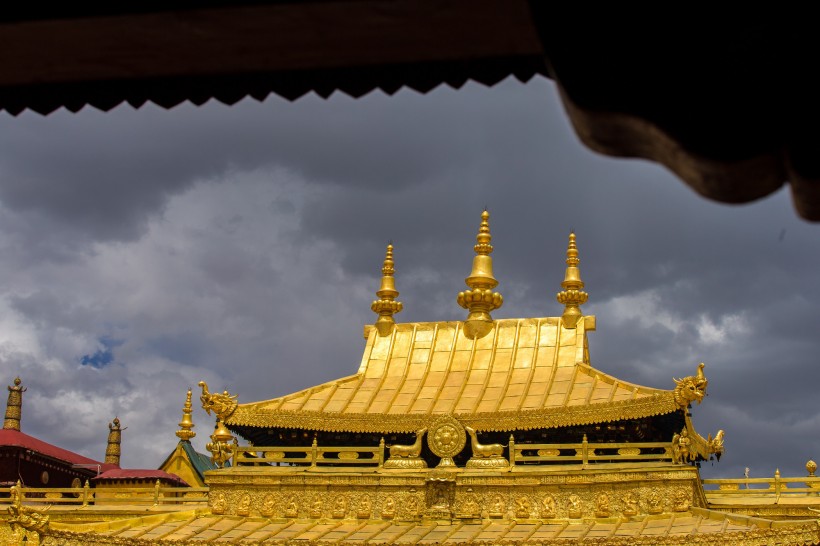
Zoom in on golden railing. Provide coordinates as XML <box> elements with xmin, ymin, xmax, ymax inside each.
<box><xmin>0</xmin><ymin>481</ymin><xmax>209</xmax><ymax>508</ymax></box>
<box><xmin>703</xmin><ymin>472</ymin><xmax>820</xmax><ymax>501</ymax></box>
<box><xmin>234</xmin><ymin>436</ymin><xmax>674</xmax><ymax>469</ymax></box>
<box><xmin>510</xmin><ymin>435</ymin><xmax>672</xmax><ymax>467</ymax></box>
<box><xmin>235</xmin><ymin>438</ymin><xmax>385</xmax><ymax>468</ymax></box>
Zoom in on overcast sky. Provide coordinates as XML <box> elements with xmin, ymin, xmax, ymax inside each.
<box><xmin>0</xmin><ymin>76</ymin><xmax>817</xmax><ymax>480</ymax></box>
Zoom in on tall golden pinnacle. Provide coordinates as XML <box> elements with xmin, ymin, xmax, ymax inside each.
<box><xmin>176</xmin><ymin>389</ymin><xmax>196</xmax><ymax>441</ymax></box>
<box><xmin>458</xmin><ymin>210</ymin><xmax>503</xmax><ymax>339</ymax></box>
<box><xmin>371</xmin><ymin>244</ymin><xmax>403</xmax><ymax>336</ymax></box>
<box><xmin>105</xmin><ymin>417</ymin><xmax>123</xmax><ymax>467</ymax></box>
<box><xmin>556</xmin><ymin>232</ymin><xmax>589</xmax><ymax>328</ymax></box>
<box><xmin>4</xmin><ymin>377</ymin><xmax>26</xmax><ymax>431</ymax></box>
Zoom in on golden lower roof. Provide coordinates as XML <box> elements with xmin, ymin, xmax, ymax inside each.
<box><xmin>229</xmin><ymin>316</ymin><xmax>680</xmax><ymax>433</ymax></box>
<box><xmin>45</xmin><ymin>509</ymin><xmax>820</xmax><ymax>545</ymax></box>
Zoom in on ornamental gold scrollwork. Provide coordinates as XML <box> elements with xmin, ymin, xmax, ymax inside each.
<box><xmin>428</xmin><ymin>415</ymin><xmax>466</xmax><ymax>467</ymax></box>
<box><xmin>198</xmin><ymin>380</ymin><xmax>238</xmax><ymax>420</ymax></box>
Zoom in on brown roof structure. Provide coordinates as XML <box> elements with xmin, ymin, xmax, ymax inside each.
<box><xmin>0</xmin><ymin>6</ymin><xmax>817</xmax><ymax>219</ymax></box>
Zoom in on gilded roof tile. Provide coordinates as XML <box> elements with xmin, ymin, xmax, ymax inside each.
<box><xmin>229</xmin><ymin>315</ymin><xmax>679</xmax><ymax>433</ymax></box>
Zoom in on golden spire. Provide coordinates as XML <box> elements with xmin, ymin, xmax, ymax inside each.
<box><xmin>371</xmin><ymin>243</ymin><xmax>403</xmax><ymax>336</ymax></box>
<box><xmin>556</xmin><ymin>232</ymin><xmax>589</xmax><ymax>328</ymax></box>
<box><xmin>458</xmin><ymin>210</ymin><xmax>503</xmax><ymax>338</ymax></box>
<box><xmin>4</xmin><ymin>377</ymin><xmax>26</xmax><ymax>431</ymax></box>
<box><xmin>176</xmin><ymin>389</ymin><xmax>196</xmax><ymax>441</ymax></box>
<box><xmin>105</xmin><ymin>417</ymin><xmax>123</xmax><ymax>466</ymax></box>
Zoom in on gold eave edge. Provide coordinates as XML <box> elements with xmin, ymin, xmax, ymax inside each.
<box><xmin>226</xmin><ymin>392</ymin><xmax>679</xmax><ymax>434</ymax></box>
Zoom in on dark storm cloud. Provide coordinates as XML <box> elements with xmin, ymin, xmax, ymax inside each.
<box><xmin>0</xmin><ymin>77</ymin><xmax>817</xmax><ymax>476</ymax></box>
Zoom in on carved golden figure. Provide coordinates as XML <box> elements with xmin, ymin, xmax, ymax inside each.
<box><xmin>332</xmin><ymin>495</ymin><xmax>347</xmax><ymax>519</ymax></box>
<box><xmin>541</xmin><ymin>494</ymin><xmax>556</xmax><ymax>518</ymax></box>
<box><xmin>198</xmin><ymin>380</ymin><xmax>238</xmax><ymax>420</ymax></box>
<box><xmin>237</xmin><ymin>494</ymin><xmax>251</xmax><ymax>516</ymax></box>
<box><xmin>465</xmin><ymin>426</ymin><xmax>509</xmax><ymax>468</ymax></box>
<box><xmin>210</xmin><ymin>492</ymin><xmax>227</xmax><ymax>515</ymax></box>
<box><xmin>515</xmin><ymin>496</ymin><xmax>532</xmax><ymax>519</ymax></box>
<box><xmin>596</xmin><ymin>492</ymin><xmax>611</xmax><ymax>517</ymax></box>
<box><xmin>261</xmin><ymin>495</ymin><xmax>275</xmax><ymax>517</ymax></box>
<box><xmin>673</xmin><ymin>490</ymin><xmax>690</xmax><ymax>512</ymax></box>
<box><xmin>384</xmin><ymin>428</ymin><xmax>428</xmax><ymax>468</ymax></box>
<box><xmin>622</xmin><ymin>491</ymin><xmax>639</xmax><ymax>517</ymax></box>
<box><xmin>357</xmin><ymin>495</ymin><xmax>371</xmax><ymax>519</ymax></box>
<box><xmin>567</xmin><ymin>494</ymin><xmax>582</xmax><ymax>519</ymax></box>
<box><xmin>284</xmin><ymin>498</ymin><xmax>299</xmax><ymax>518</ymax></box>
<box><xmin>311</xmin><ymin>497</ymin><xmax>323</xmax><ymax>519</ymax></box>
<box><xmin>647</xmin><ymin>490</ymin><xmax>663</xmax><ymax>514</ymax></box>
<box><xmin>7</xmin><ymin>481</ymin><xmax>50</xmax><ymax>542</ymax></box>
<box><xmin>673</xmin><ymin>362</ymin><xmax>708</xmax><ymax>408</ymax></box>
<box><xmin>489</xmin><ymin>496</ymin><xmax>505</xmax><ymax>519</ymax></box>
<box><xmin>672</xmin><ymin>428</ymin><xmax>693</xmax><ymax>464</ymax></box>
<box><xmin>381</xmin><ymin>496</ymin><xmax>396</xmax><ymax>519</ymax></box>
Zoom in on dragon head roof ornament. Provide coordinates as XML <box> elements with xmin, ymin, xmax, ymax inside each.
<box><xmin>198</xmin><ymin>381</ymin><xmax>238</xmax><ymax>421</ymax></box>
<box><xmin>673</xmin><ymin>362</ymin><xmax>708</xmax><ymax>409</ymax></box>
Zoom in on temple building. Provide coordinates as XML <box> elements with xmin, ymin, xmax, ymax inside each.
<box><xmin>0</xmin><ymin>378</ymin><xmax>116</xmax><ymax>489</ymax></box>
<box><xmin>3</xmin><ymin>212</ymin><xmax>820</xmax><ymax>545</ymax></box>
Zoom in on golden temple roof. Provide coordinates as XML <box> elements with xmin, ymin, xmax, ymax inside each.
<box><xmin>228</xmin><ymin>314</ymin><xmax>679</xmax><ymax>433</ymax></box>
<box><xmin>46</xmin><ymin>508</ymin><xmax>820</xmax><ymax>545</ymax></box>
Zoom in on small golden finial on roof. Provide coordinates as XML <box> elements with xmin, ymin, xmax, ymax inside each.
<box><xmin>4</xmin><ymin>377</ymin><xmax>26</xmax><ymax>431</ymax></box>
<box><xmin>458</xmin><ymin>210</ymin><xmax>503</xmax><ymax>339</ymax></box>
<box><xmin>105</xmin><ymin>417</ymin><xmax>124</xmax><ymax>467</ymax></box>
<box><xmin>556</xmin><ymin>232</ymin><xmax>589</xmax><ymax>329</ymax></box>
<box><xmin>176</xmin><ymin>389</ymin><xmax>196</xmax><ymax>441</ymax></box>
<box><xmin>371</xmin><ymin>243</ymin><xmax>403</xmax><ymax>336</ymax></box>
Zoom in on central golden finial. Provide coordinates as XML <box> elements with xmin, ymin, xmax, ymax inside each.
<box><xmin>176</xmin><ymin>389</ymin><xmax>196</xmax><ymax>441</ymax></box>
<box><xmin>556</xmin><ymin>232</ymin><xmax>588</xmax><ymax>328</ymax></box>
<box><xmin>458</xmin><ymin>210</ymin><xmax>503</xmax><ymax>338</ymax></box>
<box><xmin>371</xmin><ymin>244</ymin><xmax>403</xmax><ymax>336</ymax></box>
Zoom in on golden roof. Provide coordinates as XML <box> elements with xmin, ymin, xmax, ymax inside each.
<box><xmin>228</xmin><ymin>314</ymin><xmax>679</xmax><ymax>433</ymax></box>
<box><xmin>45</xmin><ymin>508</ymin><xmax>820</xmax><ymax>545</ymax></box>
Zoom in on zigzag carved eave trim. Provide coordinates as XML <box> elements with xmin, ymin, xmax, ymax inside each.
<box><xmin>226</xmin><ymin>392</ymin><xmax>679</xmax><ymax>434</ymax></box>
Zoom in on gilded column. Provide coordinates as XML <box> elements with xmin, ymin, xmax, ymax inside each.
<box><xmin>105</xmin><ymin>417</ymin><xmax>123</xmax><ymax>466</ymax></box>
<box><xmin>4</xmin><ymin>377</ymin><xmax>26</xmax><ymax>430</ymax></box>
